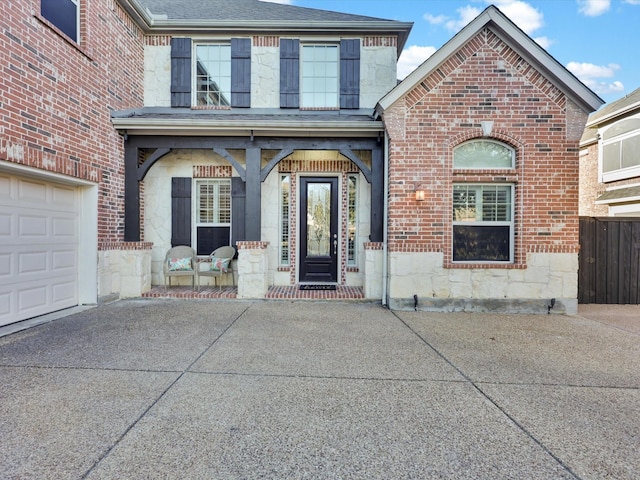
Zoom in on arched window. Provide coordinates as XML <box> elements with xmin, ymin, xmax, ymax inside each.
<box><xmin>452</xmin><ymin>140</ymin><xmax>515</xmax><ymax>263</ymax></box>
<box><xmin>453</xmin><ymin>140</ymin><xmax>515</xmax><ymax>169</ymax></box>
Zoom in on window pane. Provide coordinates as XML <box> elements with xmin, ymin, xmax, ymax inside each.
<box><xmin>603</xmin><ymin>142</ymin><xmax>621</xmax><ymax>172</ymax></box>
<box><xmin>301</xmin><ymin>45</ymin><xmax>338</xmax><ymax>108</ymax></box>
<box><xmin>453</xmin><ymin>225</ymin><xmax>510</xmax><ymax>262</ymax></box>
<box><xmin>454</xmin><ymin>140</ymin><xmax>514</xmax><ymax>169</ymax></box>
<box><xmin>621</xmin><ymin>135</ymin><xmax>640</xmax><ymax>169</ymax></box>
<box><xmin>195</xmin><ymin>44</ymin><xmax>231</xmax><ymax>107</ymax></box>
<box><xmin>196</xmin><ymin>180</ymin><xmax>231</xmax><ymax>224</ymax></box>
<box><xmin>348</xmin><ymin>175</ymin><xmax>357</xmax><ymax>265</ymax></box>
<box><xmin>453</xmin><ymin>185</ymin><xmax>478</xmax><ymax>221</ymax></box>
<box><xmin>280</xmin><ymin>175</ymin><xmax>290</xmax><ymax>265</ymax></box>
<box><xmin>603</xmin><ymin>118</ymin><xmax>640</xmax><ymax>140</ymax></box>
<box><xmin>41</xmin><ymin>0</ymin><xmax>78</xmax><ymax>42</ymax></box>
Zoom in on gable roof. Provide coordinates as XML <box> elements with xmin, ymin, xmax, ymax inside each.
<box><xmin>118</xmin><ymin>0</ymin><xmax>413</xmax><ymax>54</ymax></box>
<box><xmin>377</xmin><ymin>5</ymin><xmax>603</xmax><ymax>114</ymax></box>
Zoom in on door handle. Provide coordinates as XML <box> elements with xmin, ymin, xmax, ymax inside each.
<box><xmin>333</xmin><ymin>239</ymin><xmax>338</xmax><ymax>255</ymax></box>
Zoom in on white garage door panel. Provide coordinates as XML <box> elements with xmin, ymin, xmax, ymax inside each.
<box><xmin>0</xmin><ymin>173</ymin><xmax>79</xmax><ymax>327</ymax></box>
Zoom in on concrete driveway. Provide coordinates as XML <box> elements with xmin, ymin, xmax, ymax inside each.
<box><xmin>0</xmin><ymin>300</ymin><xmax>638</xmax><ymax>479</ymax></box>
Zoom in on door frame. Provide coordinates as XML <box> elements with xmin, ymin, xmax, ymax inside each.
<box><xmin>298</xmin><ymin>175</ymin><xmax>340</xmax><ymax>283</ymax></box>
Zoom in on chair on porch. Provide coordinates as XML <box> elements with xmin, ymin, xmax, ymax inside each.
<box><xmin>197</xmin><ymin>246</ymin><xmax>236</xmax><ymax>291</ymax></box>
<box><xmin>163</xmin><ymin>246</ymin><xmax>197</xmax><ymax>290</ymax></box>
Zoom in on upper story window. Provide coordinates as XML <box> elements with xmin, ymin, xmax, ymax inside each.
<box><xmin>195</xmin><ymin>44</ymin><xmax>231</xmax><ymax>107</ymax></box>
<box><xmin>301</xmin><ymin>45</ymin><xmax>339</xmax><ymax>108</ymax></box>
<box><xmin>453</xmin><ymin>140</ymin><xmax>515</xmax><ymax>169</ymax></box>
<box><xmin>41</xmin><ymin>0</ymin><xmax>79</xmax><ymax>43</ymax></box>
<box><xmin>601</xmin><ymin>117</ymin><xmax>640</xmax><ymax>182</ymax></box>
<box><xmin>280</xmin><ymin>38</ymin><xmax>360</xmax><ymax>110</ymax></box>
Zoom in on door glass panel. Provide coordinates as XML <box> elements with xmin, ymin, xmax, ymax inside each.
<box><xmin>307</xmin><ymin>183</ymin><xmax>331</xmax><ymax>256</ymax></box>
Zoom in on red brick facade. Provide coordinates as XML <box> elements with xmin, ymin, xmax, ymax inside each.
<box><xmin>0</xmin><ymin>0</ymin><xmax>144</xmax><ymax>243</ymax></box>
<box><xmin>384</xmin><ymin>28</ymin><xmax>589</xmax><ymax>265</ymax></box>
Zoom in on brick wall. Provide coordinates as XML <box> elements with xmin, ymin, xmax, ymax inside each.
<box><xmin>384</xmin><ymin>28</ymin><xmax>589</xmax><ymax>264</ymax></box>
<box><xmin>579</xmin><ymin>141</ymin><xmax>608</xmax><ymax>216</ymax></box>
<box><xmin>0</xmin><ymin>0</ymin><xmax>144</xmax><ymax>243</ymax></box>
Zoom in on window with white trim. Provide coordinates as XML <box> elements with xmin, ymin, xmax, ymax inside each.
<box><xmin>41</xmin><ymin>0</ymin><xmax>79</xmax><ymax>43</ymax></box>
<box><xmin>347</xmin><ymin>174</ymin><xmax>358</xmax><ymax>265</ymax></box>
<box><xmin>195</xmin><ymin>44</ymin><xmax>231</xmax><ymax>107</ymax></box>
<box><xmin>452</xmin><ymin>139</ymin><xmax>515</xmax><ymax>263</ymax></box>
<box><xmin>280</xmin><ymin>175</ymin><xmax>290</xmax><ymax>265</ymax></box>
<box><xmin>452</xmin><ymin>184</ymin><xmax>514</xmax><ymax>262</ymax></box>
<box><xmin>601</xmin><ymin>117</ymin><xmax>640</xmax><ymax>182</ymax></box>
<box><xmin>194</xmin><ymin>179</ymin><xmax>231</xmax><ymax>255</ymax></box>
<box><xmin>453</xmin><ymin>140</ymin><xmax>515</xmax><ymax>169</ymax></box>
<box><xmin>301</xmin><ymin>45</ymin><xmax>339</xmax><ymax>108</ymax></box>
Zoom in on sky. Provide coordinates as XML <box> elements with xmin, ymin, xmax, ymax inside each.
<box><xmin>264</xmin><ymin>0</ymin><xmax>640</xmax><ymax>106</ymax></box>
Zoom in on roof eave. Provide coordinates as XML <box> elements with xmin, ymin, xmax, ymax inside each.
<box><xmin>585</xmin><ymin>102</ymin><xmax>640</xmax><ymax>128</ymax></box>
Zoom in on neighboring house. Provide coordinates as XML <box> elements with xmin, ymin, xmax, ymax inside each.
<box><xmin>0</xmin><ymin>0</ymin><xmax>144</xmax><ymax>326</ymax></box>
<box><xmin>1</xmin><ymin>1</ymin><xmax>603</xmax><ymax>328</ymax></box>
<box><xmin>580</xmin><ymin>87</ymin><xmax>640</xmax><ymax>217</ymax></box>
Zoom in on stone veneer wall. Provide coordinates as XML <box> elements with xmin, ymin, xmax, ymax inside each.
<box><xmin>98</xmin><ymin>242</ymin><xmax>153</xmax><ymax>299</ymax></box>
<box><xmin>388</xmin><ymin>252</ymin><xmax>577</xmax><ymax>314</ymax></box>
<box><xmin>237</xmin><ymin>241</ymin><xmax>270</xmax><ymax>299</ymax></box>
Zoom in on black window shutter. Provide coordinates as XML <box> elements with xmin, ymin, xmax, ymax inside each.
<box><xmin>231</xmin><ymin>38</ymin><xmax>251</xmax><ymax>108</ymax></box>
<box><xmin>340</xmin><ymin>39</ymin><xmax>360</xmax><ymax>109</ymax></box>
<box><xmin>171</xmin><ymin>177</ymin><xmax>192</xmax><ymax>247</ymax></box>
<box><xmin>171</xmin><ymin>38</ymin><xmax>192</xmax><ymax>108</ymax></box>
<box><xmin>231</xmin><ymin>177</ymin><xmax>246</xmax><ymax>247</ymax></box>
<box><xmin>280</xmin><ymin>39</ymin><xmax>299</xmax><ymax>108</ymax></box>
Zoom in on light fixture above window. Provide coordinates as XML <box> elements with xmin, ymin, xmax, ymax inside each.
<box><xmin>415</xmin><ymin>187</ymin><xmax>426</xmax><ymax>201</ymax></box>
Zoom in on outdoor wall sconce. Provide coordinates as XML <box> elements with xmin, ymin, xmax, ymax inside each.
<box><xmin>415</xmin><ymin>188</ymin><xmax>426</xmax><ymax>201</ymax></box>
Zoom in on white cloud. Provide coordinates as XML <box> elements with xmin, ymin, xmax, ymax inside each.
<box><xmin>397</xmin><ymin>45</ymin><xmax>437</xmax><ymax>79</ymax></box>
<box><xmin>577</xmin><ymin>0</ymin><xmax>611</xmax><ymax>16</ymax></box>
<box><xmin>436</xmin><ymin>1</ymin><xmax>544</xmax><ymax>36</ymax></box>
<box><xmin>533</xmin><ymin>36</ymin><xmax>553</xmax><ymax>49</ymax></box>
<box><xmin>624</xmin><ymin>0</ymin><xmax>640</xmax><ymax>4</ymax></box>
<box><xmin>424</xmin><ymin>13</ymin><xmax>448</xmax><ymax>25</ymax></box>
<box><xmin>566</xmin><ymin>61</ymin><xmax>624</xmax><ymax>95</ymax></box>
<box><xmin>491</xmin><ymin>0</ymin><xmax>544</xmax><ymax>34</ymax></box>
<box><xmin>445</xmin><ymin>6</ymin><xmax>482</xmax><ymax>32</ymax></box>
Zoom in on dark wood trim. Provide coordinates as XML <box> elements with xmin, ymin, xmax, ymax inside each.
<box><xmin>124</xmin><ymin>140</ymin><xmax>140</xmax><ymax>241</ymax></box>
<box><xmin>123</xmin><ymin>135</ymin><xmax>384</xmax><ymax>244</ymax></box>
<box><xmin>370</xmin><ymin>148</ymin><xmax>384</xmax><ymax>242</ymax></box>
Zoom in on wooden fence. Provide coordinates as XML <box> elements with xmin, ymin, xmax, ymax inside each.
<box><xmin>578</xmin><ymin>217</ymin><xmax>640</xmax><ymax>304</ymax></box>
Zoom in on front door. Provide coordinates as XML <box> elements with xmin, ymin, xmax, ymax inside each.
<box><xmin>299</xmin><ymin>177</ymin><xmax>338</xmax><ymax>283</ymax></box>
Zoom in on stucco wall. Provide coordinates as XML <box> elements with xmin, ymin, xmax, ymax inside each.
<box><xmin>144</xmin><ymin>44</ymin><xmax>171</xmax><ymax>107</ymax></box>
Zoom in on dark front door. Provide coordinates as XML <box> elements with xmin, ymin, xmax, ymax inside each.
<box><xmin>299</xmin><ymin>177</ymin><xmax>338</xmax><ymax>283</ymax></box>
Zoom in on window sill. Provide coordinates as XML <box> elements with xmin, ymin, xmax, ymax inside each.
<box><xmin>34</xmin><ymin>14</ymin><xmax>93</xmax><ymax>61</ymax></box>
<box><xmin>192</xmin><ymin>105</ymin><xmax>232</xmax><ymax>110</ymax></box>
<box><xmin>444</xmin><ymin>262</ymin><xmax>525</xmax><ymax>269</ymax></box>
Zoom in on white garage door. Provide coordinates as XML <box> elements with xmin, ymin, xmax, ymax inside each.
<box><xmin>0</xmin><ymin>173</ymin><xmax>79</xmax><ymax>326</ymax></box>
